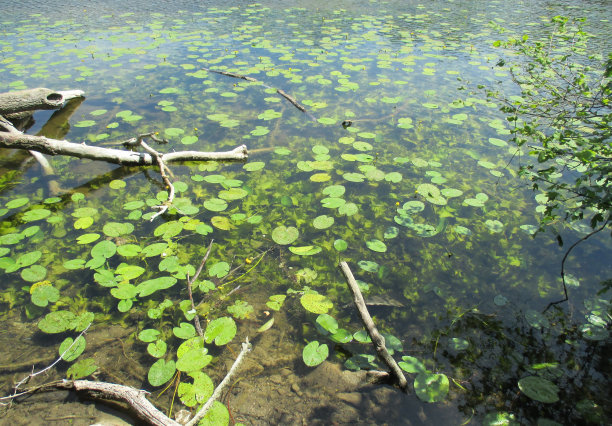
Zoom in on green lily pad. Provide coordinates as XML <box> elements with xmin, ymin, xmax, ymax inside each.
<box><xmin>59</xmin><ymin>335</ymin><xmax>86</xmax><ymax>362</ymax></box>
<box><xmin>67</xmin><ymin>358</ymin><xmax>98</xmax><ymax>379</ymax></box>
<box><xmin>289</xmin><ymin>245</ymin><xmax>322</xmax><ymax>256</ymax></box>
<box><xmin>333</xmin><ymin>239</ymin><xmax>348</xmax><ymax>251</ymax></box>
<box><xmin>204</xmin><ymin>317</ymin><xmax>236</xmax><ymax>346</ymax></box>
<box><xmin>313</xmin><ymin>215</ymin><xmax>334</xmax><ymax>229</ymax></box>
<box><xmin>21</xmin><ymin>265</ymin><xmax>47</xmax><ymax>282</ymax></box>
<box><xmin>103</xmin><ymin>222</ymin><xmax>134</xmax><ymax>237</ymax></box>
<box><xmin>399</xmin><ymin>356</ymin><xmax>427</xmax><ymax>374</ymax></box>
<box><xmin>138</xmin><ymin>329</ymin><xmax>160</xmax><ymax>343</ymax></box>
<box><xmin>302</xmin><ymin>340</ymin><xmax>329</xmax><ymax>367</ymax></box>
<box><xmin>136</xmin><ymin>276</ymin><xmax>177</xmax><ymax>297</ymax></box>
<box><xmin>366</xmin><ymin>239</ymin><xmax>387</xmax><ymax>253</ymax></box>
<box><xmin>31</xmin><ymin>283</ymin><xmax>60</xmax><ymax>307</ymax></box>
<box><xmin>6</xmin><ymin>197</ymin><xmax>29</xmax><ymax>209</ymax></box>
<box><xmin>358</xmin><ymin>260</ymin><xmax>379</xmax><ymax>273</ymax></box>
<box><xmin>177</xmin><ymin>371</ymin><xmax>214</xmax><ymax>407</ymax></box>
<box><xmin>173</xmin><ymin>322</ymin><xmax>196</xmax><ymax>340</ymax></box>
<box><xmin>300</xmin><ymin>293</ymin><xmax>332</xmax><ymax>314</ymax></box>
<box><xmin>414</xmin><ymin>372</ymin><xmax>449</xmax><ymax>403</ymax></box>
<box><xmin>176</xmin><ymin>347</ymin><xmax>212</xmax><ymax>372</ymax></box>
<box><xmin>316</xmin><ymin>314</ymin><xmax>338</xmax><ymax>334</ymax></box>
<box><xmin>518</xmin><ymin>376</ymin><xmax>559</xmax><ymax>403</ymax></box>
<box><xmin>338</xmin><ymin>202</ymin><xmax>358</xmax><ymax>216</ymax></box>
<box><xmin>209</xmin><ymin>261</ymin><xmax>230</xmax><ymax>278</ymax></box>
<box><xmin>38</xmin><ymin>310</ymin><xmax>77</xmax><ymax>333</ymax></box>
<box><xmin>148</xmin><ymin>359</ymin><xmax>176</xmax><ymax>387</ymax></box>
<box><xmin>22</xmin><ymin>208</ymin><xmax>51</xmax><ymax>222</ymax></box>
<box><xmin>271</xmin><ymin>226</ymin><xmax>299</xmax><ymax>245</ymax></box>
<box><xmin>91</xmin><ymin>240</ymin><xmax>117</xmax><ymax>259</ymax></box>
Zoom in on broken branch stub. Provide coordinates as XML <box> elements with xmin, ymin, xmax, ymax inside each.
<box><xmin>0</xmin><ymin>88</ymin><xmax>84</xmax><ymax>115</ymax></box>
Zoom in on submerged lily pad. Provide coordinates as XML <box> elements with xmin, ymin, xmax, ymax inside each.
<box><xmin>366</xmin><ymin>239</ymin><xmax>387</xmax><ymax>253</ymax></box>
<box><xmin>414</xmin><ymin>372</ymin><xmax>449</xmax><ymax>403</ymax></box>
<box><xmin>518</xmin><ymin>376</ymin><xmax>559</xmax><ymax>403</ymax></box>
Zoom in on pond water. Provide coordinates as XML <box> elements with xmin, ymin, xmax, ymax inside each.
<box><xmin>1</xmin><ymin>0</ymin><xmax>610</xmax><ymax>424</ymax></box>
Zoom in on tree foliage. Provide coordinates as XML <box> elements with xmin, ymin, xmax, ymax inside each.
<box><xmin>490</xmin><ymin>16</ymin><xmax>611</xmax><ymax>235</ymax></box>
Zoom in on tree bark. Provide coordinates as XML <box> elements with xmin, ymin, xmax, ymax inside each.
<box><xmin>0</xmin><ymin>133</ymin><xmax>248</xmax><ymax>165</ymax></box>
<box><xmin>0</xmin><ymin>88</ymin><xmax>84</xmax><ymax>115</ymax></box>
<box><xmin>56</xmin><ymin>380</ymin><xmax>180</xmax><ymax>426</ymax></box>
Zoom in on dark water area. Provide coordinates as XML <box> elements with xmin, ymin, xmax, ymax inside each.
<box><xmin>1</xmin><ymin>0</ymin><xmax>610</xmax><ymax>424</ymax></box>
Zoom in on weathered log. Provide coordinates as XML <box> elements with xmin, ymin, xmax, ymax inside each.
<box><xmin>0</xmin><ymin>133</ymin><xmax>248</xmax><ymax>165</ymax></box>
<box><xmin>0</xmin><ymin>88</ymin><xmax>84</xmax><ymax>115</ymax></box>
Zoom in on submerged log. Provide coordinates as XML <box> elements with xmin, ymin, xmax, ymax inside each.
<box><xmin>0</xmin><ymin>88</ymin><xmax>84</xmax><ymax>115</ymax></box>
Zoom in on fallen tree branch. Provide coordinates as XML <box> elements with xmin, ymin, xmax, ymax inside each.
<box><xmin>339</xmin><ymin>261</ymin><xmax>408</xmax><ymax>391</ymax></box>
<box><xmin>56</xmin><ymin>380</ymin><xmax>180</xmax><ymax>426</ymax></box>
<box><xmin>0</xmin><ymin>132</ymin><xmax>248</xmax><ymax>165</ymax></box>
<box><xmin>3</xmin><ymin>336</ymin><xmax>252</xmax><ymax>425</ymax></box>
<box><xmin>203</xmin><ymin>67</ymin><xmax>317</xmax><ymax>121</ymax></box>
<box><xmin>187</xmin><ymin>240</ymin><xmax>214</xmax><ymax>338</ymax></box>
<box><xmin>185</xmin><ymin>337</ymin><xmax>252</xmax><ymax>426</ymax></box>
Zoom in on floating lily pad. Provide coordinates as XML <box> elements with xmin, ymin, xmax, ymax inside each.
<box><xmin>334</xmin><ymin>239</ymin><xmax>348</xmax><ymax>251</ymax></box>
<box><xmin>300</xmin><ymin>293</ymin><xmax>332</xmax><ymax>314</ymax></box>
<box><xmin>272</xmin><ymin>226</ymin><xmax>299</xmax><ymax>245</ymax></box>
<box><xmin>302</xmin><ymin>340</ymin><xmax>328</xmax><ymax>367</ymax></box>
<box><xmin>136</xmin><ymin>276</ymin><xmax>177</xmax><ymax>297</ymax></box>
<box><xmin>67</xmin><ymin>358</ymin><xmax>97</xmax><ymax>379</ymax></box>
<box><xmin>209</xmin><ymin>261</ymin><xmax>230</xmax><ymax>278</ymax></box>
<box><xmin>399</xmin><ymin>356</ymin><xmax>426</xmax><ymax>374</ymax></box>
<box><xmin>148</xmin><ymin>359</ymin><xmax>176</xmax><ymax>387</ymax></box>
<box><xmin>38</xmin><ymin>310</ymin><xmax>77</xmax><ymax>334</ymax></box>
<box><xmin>358</xmin><ymin>260</ymin><xmax>379</xmax><ymax>273</ymax></box>
<box><xmin>204</xmin><ymin>317</ymin><xmax>236</xmax><ymax>345</ymax></box>
<box><xmin>313</xmin><ymin>215</ymin><xmax>334</xmax><ymax>229</ymax></box>
<box><xmin>59</xmin><ymin>335</ymin><xmax>86</xmax><ymax>362</ymax></box>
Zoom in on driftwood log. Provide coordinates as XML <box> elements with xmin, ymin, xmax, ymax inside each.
<box><xmin>0</xmin><ymin>88</ymin><xmax>248</xmax><ymax>165</ymax></box>
<box><xmin>0</xmin><ymin>88</ymin><xmax>84</xmax><ymax>116</ymax></box>
<box><xmin>0</xmin><ymin>133</ymin><xmax>248</xmax><ymax>165</ymax></box>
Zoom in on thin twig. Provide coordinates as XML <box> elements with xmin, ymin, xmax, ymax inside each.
<box><xmin>187</xmin><ymin>240</ymin><xmax>214</xmax><ymax>338</ymax></box>
<box><xmin>2</xmin><ymin>322</ymin><xmax>92</xmax><ymax>403</ymax></box>
<box><xmin>185</xmin><ymin>338</ymin><xmax>252</xmax><ymax>426</ymax></box>
<box><xmin>338</xmin><ymin>262</ymin><xmax>408</xmax><ymax>391</ymax></box>
<box><xmin>203</xmin><ymin>67</ymin><xmax>316</xmax><ymax>121</ymax></box>
<box><xmin>544</xmin><ymin>216</ymin><xmax>610</xmax><ymax>312</ymax></box>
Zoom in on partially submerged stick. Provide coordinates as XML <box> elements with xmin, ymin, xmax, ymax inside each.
<box><xmin>185</xmin><ymin>338</ymin><xmax>252</xmax><ymax>426</ymax></box>
<box><xmin>3</xmin><ymin>337</ymin><xmax>252</xmax><ymax>425</ymax></box>
<box><xmin>339</xmin><ymin>261</ymin><xmax>408</xmax><ymax>391</ymax></box>
<box><xmin>203</xmin><ymin>67</ymin><xmax>317</xmax><ymax>121</ymax></box>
